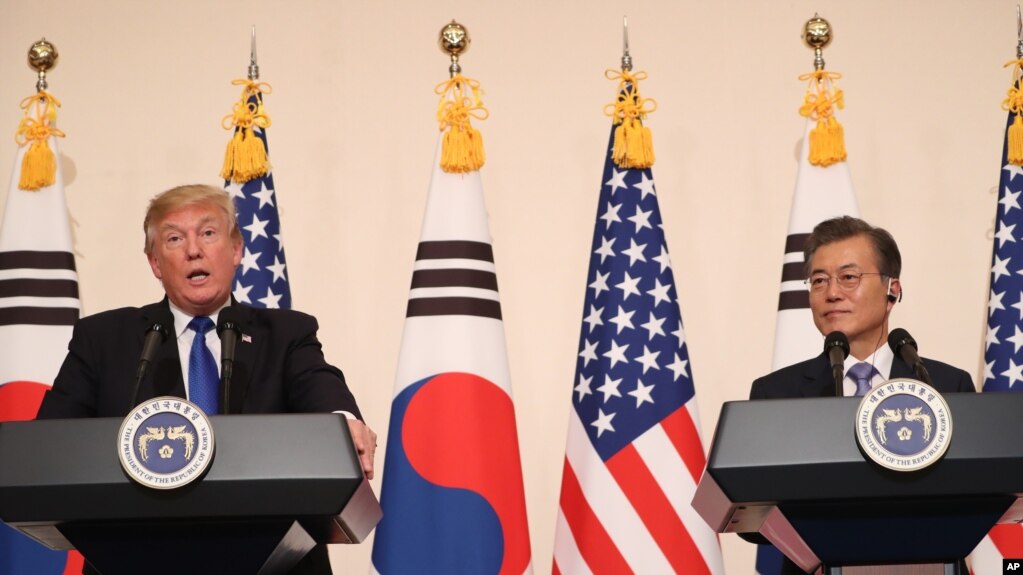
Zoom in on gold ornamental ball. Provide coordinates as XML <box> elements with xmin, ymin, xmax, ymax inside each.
<box><xmin>803</xmin><ymin>16</ymin><xmax>832</xmax><ymax>49</ymax></box>
<box><xmin>439</xmin><ymin>20</ymin><xmax>470</xmax><ymax>56</ymax></box>
<box><xmin>27</xmin><ymin>38</ymin><xmax>58</xmax><ymax>73</ymax></box>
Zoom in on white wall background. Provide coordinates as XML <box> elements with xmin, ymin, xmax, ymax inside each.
<box><xmin>0</xmin><ymin>1</ymin><xmax>1009</xmax><ymax>572</ymax></box>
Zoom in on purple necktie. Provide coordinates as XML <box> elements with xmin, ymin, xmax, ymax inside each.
<box><xmin>848</xmin><ymin>361</ymin><xmax>877</xmax><ymax>397</ymax></box>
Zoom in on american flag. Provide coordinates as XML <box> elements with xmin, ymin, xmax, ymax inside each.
<box><xmin>224</xmin><ymin>91</ymin><xmax>291</xmax><ymax>310</ymax></box>
<box><xmin>552</xmin><ymin>126</ymin><xmax>724</xmax><ymax>574</ymax></box>
<box><xmin>970</xmin><ymin>77</ymin><xmax>1023</xmax><ymax>575</ymax></box>
<box><xmin>0</xmin><ymin>96</ymin><xmax>83</xmax><ymax>574</ymax></box>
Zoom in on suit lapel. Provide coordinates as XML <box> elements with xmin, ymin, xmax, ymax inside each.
<box><xmin>227</xmin><ymin>304</ymin><xmax>264</xmax><ymax>414</ymax></box>
<box><xmin>890</xmin><ymin>356</ymin><xmax>916</xmax><ymax>379</ymax></box>
<box><xmin>139</xmin><ymin>299</ymin><xmax>185</xmax><ymax>402</ymax></box>
<box><xmin>801</xmin><ymin>354</ymin><xmax>837</xmax><ymax>397</ymax></box>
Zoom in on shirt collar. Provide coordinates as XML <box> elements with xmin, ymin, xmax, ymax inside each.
<box><xmin>168</xmin><ymin>300</ymin><xmax>230</xmax><ymax>339</ymax></box>
<box><xmin>842</xmin><ymin>340</ymin><xmax>895</xmax><ymax>380</ymax></box>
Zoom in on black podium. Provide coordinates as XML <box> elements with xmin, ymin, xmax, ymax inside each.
<box><xmin>692</xmin><ymin>393</ymin><xmax>1023</xmax><ymax>574</ymax></box>
<box><xmin>0</xmin><ymin>413</ymin><xmax>382</xmax><ymax>575</ymax></box>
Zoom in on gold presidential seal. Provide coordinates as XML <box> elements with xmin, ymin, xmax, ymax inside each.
<box><xmin>117</xmin><ymin>397</ymin><xmax>215</xmax><ymax>489</ymax></box>
<box><xmin>855</xmin><ymin>378</ymin><xmax>952</xmax><ymax>472</ymax></box>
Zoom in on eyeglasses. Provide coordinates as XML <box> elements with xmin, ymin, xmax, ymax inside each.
<box><xmin>805</xmin><ymin>271</ymin><xmax>885</xmax><ymax>292</ymax></box>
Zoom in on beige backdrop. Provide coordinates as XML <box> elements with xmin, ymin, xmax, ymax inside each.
<box><xmin>0</xmin><ymin>1</ymin><xmax>1009</xmax><ymax>573</ymax></box>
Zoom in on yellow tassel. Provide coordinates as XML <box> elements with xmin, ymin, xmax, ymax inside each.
<box><xmin>1010</xmin><ymin>115</ymin><xmax>1023</xmax><ymax>165</ymax></box>
<box><xmin>435</xmin><ymin>75</ymin><xmax>489</xmax><ymax>173</ymax></box>
<box><xmin>807</xmin><ymin>116</ymin><xmax>847</xmax><ymax>167</ymax></box>
<box><xmin>798</xmin><ymin>71</ymin><xmax>847</xmax><ymax>167</ymax></box>
<box><xmin>222</xmin><ymin>126</ymin><xmax>270</xmax><ymax>183</ymax></box>
<box><xmin>1002</xmin><ymin>60</ymin><xmax>1023</xmax><ymax>165</ymax></box>
<box><xmin>604</xmin><ymin>70</ymin><xmax>657</xmax><ymax>169</ymax></box>
<box><xmin>221</xmin><ymin>80</ymin><xmax>272</xmax><ymax>183</ymax></box>
<box><xmin>20</xmin><ymin>139</ymin><xmax>56</xmax><ymax>190</ymax></box>
<box><xmin>14</xmin><ymin>91</ymin><xmax>64</xmax><ymax>191</ymax></box>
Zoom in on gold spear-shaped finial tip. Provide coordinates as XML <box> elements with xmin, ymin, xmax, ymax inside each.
<box><xmin>28</xmin><ymin>38</ymin><xmax>58</xmax><ymax>92</ymax></box>
<box><xmin>248</xmin><ymin>25</ymin><xmax>260</xmax><ymax>80</ymax></box>
<box><xmin>439</xmin><ymin>20</ymin><xmax>470</xmax><ymax>77</ymax></box>
<box><xmin>621</xmin><ymin>15</ymin><xmax>633</xmax><ymax>71</ymax></box>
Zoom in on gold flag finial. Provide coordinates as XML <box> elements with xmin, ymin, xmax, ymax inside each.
<box><xmin>28</xmin><ymin>38</ymin><xmax>58</xmax><ymax>92</ymax></box>
<box><xmin>799</xmin><ymin>15</ymin><xmax>847</xmax><ymax>167</ymax></box>
<box><xmin>439</xmin><ymin>20</ymin><xmax>470</xmax><ymax>78</ymax></box>
<box><xmin>803</xmin><ymin>15</ymin><xmax>831</xmax><ymax>71</ymax></box>
<box><xmin>17</xmin><ymin>38</ymin><xmax>64</xmax><ymax>191</ymax></box>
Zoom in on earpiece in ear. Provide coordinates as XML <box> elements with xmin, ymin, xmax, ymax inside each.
<box><xmin>886</xmin><ymin>278</ymin><xmax>900</xmax><ymax>303</ymax></box>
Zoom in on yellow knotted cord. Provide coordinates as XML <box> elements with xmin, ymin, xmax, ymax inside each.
<box><xmin>604</xmin><ymin>69</ymin><xmax>657</xmax><ymax>169</ymax></box>
<box><xmin>220</xmin><ymin>79</ymin><xmax>273</xmax><ymax>183</ymax></box>
<box><xmin>435</xmin><ymin>74</ymin><xmax>489</xmax><ymax>173</ymax></box>
<box><xmin>798</xmin><ymin>70</ymin><xmax>847</xmax><ymax>167</ymax></box>
<box><xmin>1003</xmin><ymin>59</ymin><xmax>1023</xmax><ymax>165</ymax></box>
<box><xmin>14</xmin><ymin>91</ymin><xmax>64</xmax><ymax>191</ymax></box>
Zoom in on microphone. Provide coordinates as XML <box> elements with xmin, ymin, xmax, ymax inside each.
<box><xmin>131</xmin><ymin>308</ymin><xmax>174</xmax><ymax>411</ymax></box>
<box><xmin>824</xmin><ymin>331</ymin><xmax>850</xmax><ymax>397</ymax></box>
<box><xmin>216</xmin><ymin>306</ymin><xmax>243</xmax><ymax>414</ymax></box>
<box><xmin>888</xmin><ymin>328</ymin><xmax>932</xmax><ymax>385</ymax></box>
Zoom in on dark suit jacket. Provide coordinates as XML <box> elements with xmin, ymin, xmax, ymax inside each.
<box><xmin>747</xmin><ymin>352</ymin><xmax>975</xmax><ymax>574</ymax></box>
<box><xmin>750</xmin><ymin>352</ymin><xmax>975</xmax><ymax>400</ymax></box>
<box><xmin>37</xmin><ymin>299</ymin><xmax>361</xmax><ymax>419</ymax></box>
<box><xmin>36</xmin><ymin>299</ymin><xmax>359</xmax><ymax>575</ymax></box>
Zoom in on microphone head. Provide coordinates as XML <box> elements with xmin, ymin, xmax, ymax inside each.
<box><xmin>887</xmin><ymin>328</ymin><xmax>917</xmax><ymax>353</ymax></box>
<box><xmin>147</xmin><ymin>308</ymin><xmax>174</xmax><ymax>342</ymax></box>
<box><xmin>216</xmin><ymin>306</ymin><xmax>243</xmax><ymax>337</ymax></box>
<box><xmin>823</xmin><ymin>331</ymin><xmax>850</xmax><ymax>358</ymax></box>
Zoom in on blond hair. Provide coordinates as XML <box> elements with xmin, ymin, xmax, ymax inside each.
<box><xmin>143</xmin><ymin>184</ymin><xmax>241</xmax><ymax>255</ymax></box>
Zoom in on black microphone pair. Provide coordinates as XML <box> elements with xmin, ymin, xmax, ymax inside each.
<box><xmin>824</xmin><ymin>327</ymin><xmax>931</xmax><ymax>396</ymax></box>
<box><xmin>130</xmin><ymin>307</ymin><xmax>243</xmax><ymax>414</ymax></box>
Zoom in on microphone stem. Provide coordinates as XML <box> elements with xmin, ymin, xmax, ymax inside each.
<box><xmin>912</xmin><ymin>361</ymin><xmax>932</xmax><ymax>385</ymax></box>
<box><xmin>221</xmin><ymin>362</ymin><xmax>232</xmax><ymax>415</ymax></box>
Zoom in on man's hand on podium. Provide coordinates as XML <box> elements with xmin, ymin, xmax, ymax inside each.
<box><xmin>347</xmin><ymin>419</ymin><xmax>378</xmax><ymax>479</ymax></box>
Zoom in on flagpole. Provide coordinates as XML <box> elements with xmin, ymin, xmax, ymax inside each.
<box><xmin>0</xmin><ymin>36</ymin><xmax>85</xmax><ymax>575</ymax></box>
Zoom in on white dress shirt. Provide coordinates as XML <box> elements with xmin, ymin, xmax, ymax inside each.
<box><xmin>842</xmin><ymin>343</ymin><xmax>894</xmax><ymax>397</ymax></box>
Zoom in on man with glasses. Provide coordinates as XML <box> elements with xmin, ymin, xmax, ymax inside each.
<box><xmin>751</xmin><ymin>215</ymin><xmax>974</xmax><ymax>399</ymax></box>
<box><xmin>746</xmin><ymin>216</ymin><xmax>974</xmax><ymax>575</ymax></box>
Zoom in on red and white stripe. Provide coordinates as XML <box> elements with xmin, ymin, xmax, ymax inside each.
<box><xmin>970</xmin><ymin>522</ymin><xmax>1023</xmax><ymax>573</ymax></box>
<box><xmin>554</xmin><ymin>400</ymin><xmax>724</xmax><ymax>575</ymax></box>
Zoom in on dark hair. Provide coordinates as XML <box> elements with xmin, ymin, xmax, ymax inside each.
<box><xmin>803</xmin><ymin>216</ymin><xmax>901</xmax><ymax>278</ymax></box>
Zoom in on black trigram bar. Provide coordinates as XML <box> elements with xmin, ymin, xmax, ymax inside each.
<box><xmin>778</xmin><ymin>233</ymin><xmax>811</xmax><ymax>311</ymax></box>
<box><xmin>406</xmin><ymin>297</ymin><xmax>502</xmax><ymax>320</ymax></box>
<box><xmin>415</xmin><ymin>241</ymin><xmax>494</xmax><ymax>262</ymax></box>
<box><xmin>410</xmin><ymin>269</ymin><xmax>498</xmax><ymax>291</ymax></box>
<box><xmin>0</xmin><ymin>251</ymin><xmax>77</xmax><ymax>271</ymax></box>
<box><xmin>0</xmin><ymin>278</ymin><xmax>79</xmax><ymax>299</ymax></box>
<box><xmin>0</xmin><ymin>306</ymin><xmax>79</xmax><ymax>326</ymax></box>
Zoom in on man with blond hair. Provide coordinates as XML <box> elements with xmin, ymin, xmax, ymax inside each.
<box><xmin>38</xmin><ymin>184</ymin><xmax>375</xmax><ymax>575</ymax></box>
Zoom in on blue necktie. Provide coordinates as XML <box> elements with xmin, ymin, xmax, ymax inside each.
<box><xmin>849</xmin><ymin>361</ymin><xmax>878</xmax><ymax>397</ymax></box>
<box><xmin>187</xmin><ymin>316</ymin><xmax>219</xmax><ymax>414</ymax></box>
